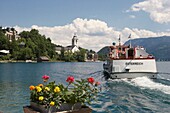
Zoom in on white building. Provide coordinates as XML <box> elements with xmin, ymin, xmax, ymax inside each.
<box><xmin>55</xmin><ymin>46</ymin><xmax>62</xmax><ymax>54</ymax></box>
<box><xmin>4</xmin><ymin>28</ymin><xmax>20</xmax><ymax>42</ymax></box>
<box><xmin>70</xmin><ymin>34</ymin><xmax>79</xmax><ymax>53</ymax></box>
<box><xmin>55</xmin><ymin>34</ymin><xmax>79</xmax><ymax>54</ymax></box>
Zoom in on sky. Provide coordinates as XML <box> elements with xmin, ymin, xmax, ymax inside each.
<box><xmin>1</xmin><ymin>0</ymin><xmax>170</xmax><ymax>51</ymax></box>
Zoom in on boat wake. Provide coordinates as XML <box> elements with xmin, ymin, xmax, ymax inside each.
<box><xmin>125</xmin><ymin>77</ymin><xmax>170</xmax><ymax>95</ymax></box>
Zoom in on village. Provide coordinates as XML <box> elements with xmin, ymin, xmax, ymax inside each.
<box><xmin>0</xmin><ymin>27</ymin><xmax>98</xmax><ymax>62</ymax></box>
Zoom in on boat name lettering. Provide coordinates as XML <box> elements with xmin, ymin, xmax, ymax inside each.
<box><xmin>125</xmin><ymin>62</ymin><xmax>143</xmax><ymax>65</ymax></box>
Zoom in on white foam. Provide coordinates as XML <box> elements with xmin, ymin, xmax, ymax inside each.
<box><xmin>107</xmin><ymin>78</ymin><xmax>131</xmax><ymax>83</ymax></box>
<box><xmin>129</xmin><ymin>77</ymin><xmax>170</xmax><ymax>95</ymax></box>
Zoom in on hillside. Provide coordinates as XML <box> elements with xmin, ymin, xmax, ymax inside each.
<box><xmin>98</xmin><ymin>36</ymin><xmax>170</xmax><ymax>61</ymax></box>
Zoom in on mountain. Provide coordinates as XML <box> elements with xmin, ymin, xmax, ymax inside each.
<box><xmin>97</xmin><ymin>46</ymin><xmax>109</xmax><ymax>61</ymax></box>
<box><xmin>98</xmin><ymin>36</ymin><xmax>170</xmax><ymax>61</ymax></box>
<box><xmin>97</xmin><ymin>46</ymin><xmax>109</xmax><ymax>55</ymax></box>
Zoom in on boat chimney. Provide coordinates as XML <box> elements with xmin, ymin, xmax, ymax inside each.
<box><xmin>128</xmin><ymin>34</ymin><xmax>132</xmax><ymax>48</ymax></box>
<box><xmin>118</xmin><ymin>35</ymin><xmax>121</xmax><ymax>46</ymax></box>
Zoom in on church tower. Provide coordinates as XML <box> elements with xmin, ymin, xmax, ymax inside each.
<box><xmin>72</xmin><ymin>33</ymin><xmax>78</xmax><ymax>47</ymax></box>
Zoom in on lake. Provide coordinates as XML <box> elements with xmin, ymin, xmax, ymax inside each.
<box><xmin>0</xmin><ymin>62</ymin><xmax>170</xmax><ymax>113</ymax></box>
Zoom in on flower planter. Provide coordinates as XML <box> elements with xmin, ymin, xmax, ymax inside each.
<box><xmin>23</xmin><ymin>103</ymin><xmax>92</xmax><ymax>113</ymax></box>
<box><xmin>29</xmin><ymin>102</ymin><xmax>84</xmax><ymax>113</ymax></box>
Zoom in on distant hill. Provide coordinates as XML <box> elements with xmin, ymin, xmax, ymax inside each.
<box><xmin>98</xmin><ymin>36</ymin><xmax>170</xmax><ymax>61</ymax></box>
<box><xmin>97</xmin><ymin>46</ymin><xmax>109</xmax><ymax>55</ymax></box>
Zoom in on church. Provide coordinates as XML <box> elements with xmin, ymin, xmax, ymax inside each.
<box><xmin>55</xmin><ymin>34</ymin><xmax>80</xmax><ymax>54</ymax></box>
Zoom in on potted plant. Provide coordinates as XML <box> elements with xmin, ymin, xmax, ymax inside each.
<box><xmin>28</xmin><ymin>75</ymin><xmax>100</xmax><ymax>113</ymax></box>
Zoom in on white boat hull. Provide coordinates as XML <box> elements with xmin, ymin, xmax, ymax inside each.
<box><xmin>103</xmin><ymin>59</ymin><xmax>157</xmax><ymax>79</ymax></box>
<box><xmin>104</xmin><ymin>71</ymin><xmax>157</xmax><ymax>79</ymax></box>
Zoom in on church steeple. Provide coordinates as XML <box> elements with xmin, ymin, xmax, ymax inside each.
<box><xmin>72</xmin><ymin>33</ymin><xmax>78</xmax><ymax>47</ymax></box>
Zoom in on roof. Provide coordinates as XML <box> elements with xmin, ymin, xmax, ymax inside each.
<box><xmin>39</xmin><ymin>56</ymin><xmax>49</xmax><ymax>60</ymax></box>
<box><xmin>55</xmin><ymin>47</ymin><xmax>62</xmax><ymax>51</ymax></box>
<box><xmin>64</xmin><ymin>46</ymin><xmax>73</xmax><ymax>50</ymax></box>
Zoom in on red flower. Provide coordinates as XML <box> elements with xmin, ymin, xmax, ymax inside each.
<box><xmin>87</xmin><ymin>77</ymin><xmax>95</xmax><ymax>84</ymax></box>
<box><xmin>95</xmin><ymin>81</ymin><xmax>100</xmax><ymax>86</ymax></box>
<box><xmin>42</xmin><ymin>75</ymin><xmax>50</xmax><ymax>82</ymax></box>
<box><xmin>66</xmin><ymin>76</ymin><xmax>74</xmax><ymax>83</ymax></box>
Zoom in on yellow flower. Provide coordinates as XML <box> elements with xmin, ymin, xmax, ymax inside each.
<box><xmin>54</xmin><ymin>86</ymin><xmax>60</xmax><ymax>93</ymax></box>
<box><xmin>36</xmin><ymin>86</ymin><xmax>42</xmax><ymax>92</ymax></box>
<box><xmin>39</xmin><ymin>96</ymin><xmax>44</xmax><ymax>101</ymax></box>
<box><xmin>45</xmin><ymin>87</ymin><xmax>50</xmax><ymax>91</ymax></box>
<box><xmin>50</xmin><ymin>101</ymin><xmax>55</xmax><ymax>106</ymax></box>
<box><xmin>38</xmin><ymin>84</ymin><xmax>43</xmax><ymax>87</ymax></box>
<box><xmin>29</xmin><ymin>85</ymin><xmax>35</xmax><ymax>90</ymax></box>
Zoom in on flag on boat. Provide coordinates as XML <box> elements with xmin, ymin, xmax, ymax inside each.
<box><xmin>128</xmin><ymin>34</ymin><xmax>131</xmax><ymax>39</ymax></box>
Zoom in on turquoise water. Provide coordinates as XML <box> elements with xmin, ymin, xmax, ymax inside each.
<box><xmin>0</xmin><ymin>62</ymin><xmax>170</xmax><ymax>113</ymax></box>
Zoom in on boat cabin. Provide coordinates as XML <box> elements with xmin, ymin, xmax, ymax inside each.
<box><xmin>109</xmin><ymin>45</ymin><xmax>154</xmax><ymax>60</ymax></box>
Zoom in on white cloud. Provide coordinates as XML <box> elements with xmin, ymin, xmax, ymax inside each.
<box><xmin>14</xmin><ymin>18</ymin><xmax>170</xmax><ymax>52</ymax></box>
<box><xmin>129</xmin><ymin>0</ymin><xmax>170</xmax><ymax>24</ymax></box>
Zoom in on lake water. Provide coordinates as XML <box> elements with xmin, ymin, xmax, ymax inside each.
<box><xmin>0</xmin><ymin>62</ymin><xmax>170</xmax><ymax>113</ymax></box>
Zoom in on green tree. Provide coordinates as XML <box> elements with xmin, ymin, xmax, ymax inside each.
<box><xmin>9</xmin><ymin>40</ymin><xmax>19</xmax><ymax>59</ymax></box>
<box><xmin>76</xmin><ymin>49</ymin><xmax>86</xmax><ymax>62</ymax></box>
<box><xmin>59</xmin><ymin>48</ymin><xmax>65</xmax><ymax>61</ymax></box>
<box><xmin>64</xmin><ymin>51</ymin><xmax>75</xmax><ymax>62</ymax></box>
<box><xmin>0</xmin><ymin>30</ymin><xmax>10</xmax><ymax>50</ymax></box>
<box><xmin>17</xmin><ymin>29</ymin><xmax>56</xmax><ymax>60</ymax></box>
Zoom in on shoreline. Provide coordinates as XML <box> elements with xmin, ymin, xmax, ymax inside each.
<box><xmin>0</xmin><ymin>60</ymin><xmax>102</xmax><ymax>63</ymax></box>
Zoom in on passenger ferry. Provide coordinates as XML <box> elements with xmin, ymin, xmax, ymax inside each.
<box><xmin>103</xmin><ymin>36</ymin><xmax>157</xmax><ymax>79</ymax></box>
